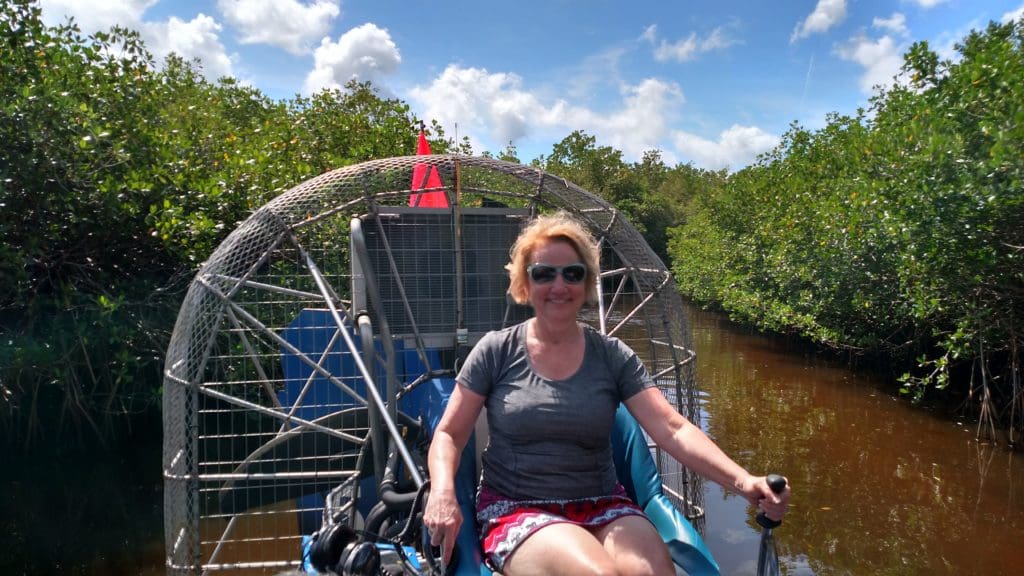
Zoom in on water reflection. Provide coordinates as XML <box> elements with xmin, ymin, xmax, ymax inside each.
<box><xmin>77</xmin><ymin>301</ymin><xmax>1022</xmax><ymax>575</ymax></box>
<box><xmin>686</xmin><ymin>303</ymin><xmax>1024</xmax><ymax>575</ymax></box>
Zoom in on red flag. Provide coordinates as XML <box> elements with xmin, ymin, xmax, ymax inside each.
<box><xmin>409</xmin><ymin>131</ymin><xmax>448</xmax><ymax>207</ymax></box>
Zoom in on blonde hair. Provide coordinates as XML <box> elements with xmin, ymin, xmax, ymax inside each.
<box><xmin>506</xmin><ymin>211</ymin><xmax>600</xmax><ymax>305</ymax></box>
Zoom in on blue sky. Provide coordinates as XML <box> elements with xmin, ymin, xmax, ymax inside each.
<box><xmin>41</xmin><ymin>0</ymin><xmax>1024</xmax><ymax>170</ymax></box>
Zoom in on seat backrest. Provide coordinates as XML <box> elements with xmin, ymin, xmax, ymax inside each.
<box><xmin>422</xmin><ymin>378</ymin><xmax>492</xmax><ymax>575</ymax></box>
<box><xmin>611</xmin><ymin>405</ymin><xmax>720</xmax><ymax>576</ymax></box>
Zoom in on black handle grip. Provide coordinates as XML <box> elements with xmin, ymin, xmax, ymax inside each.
<box><xmin>756</xmin><ymin>474</ymin><xmax>787</xmax><ymax>530</ymax></box>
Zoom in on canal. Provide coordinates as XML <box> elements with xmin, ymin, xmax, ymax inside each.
<box><xmin>687</xmin><ymin>302</ymin><xmax>1024</xmax><ymax>575</ymax></box>
<box><xmin>30</xmin><ymin>300</ymin><xmax>1022</xmax><ymax>575</ymax></box>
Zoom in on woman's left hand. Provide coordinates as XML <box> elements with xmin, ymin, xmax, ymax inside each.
<box><xmin>737</xmin><ymin>474</ymin><xmax>790</xmax><ymax>522</ymax></box>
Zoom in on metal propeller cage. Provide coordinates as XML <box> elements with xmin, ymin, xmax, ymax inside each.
<box><xmin>162</xmin><ymin>155</ymin><xmax>705</xmax><ymax>574</ymax></box>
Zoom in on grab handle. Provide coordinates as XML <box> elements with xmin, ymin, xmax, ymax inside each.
<box><xmin>755</xmin><ymin>474</ymin><xmax>787</xmax><ymax>529</ymax></box>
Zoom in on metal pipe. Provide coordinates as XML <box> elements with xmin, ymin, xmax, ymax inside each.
<box><xmin>454</xmin><ymin>158</ymin><xmax>465</xmax><ymax>335</ymax></box>
<box><xmin>296</xmin><ymin>234</ymin><xmax>425</xmax><ymax>487</ymax></box>
<box><xmin>358</xmin><ymin>313</ymin><xmax>387</xmax><ymax>482</ymax></box>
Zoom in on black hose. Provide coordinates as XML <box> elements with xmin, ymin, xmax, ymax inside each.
<box><xmin>363</xmin><ymin>500</ymin><xmax>392</xmax><ymax>537</ymax></box>
<box><xmin>377</xmin><ymin>437</ymin><xmax>422</xmax><ymax>510</ymax></box>
<box><xmin>397</xmin><ymin>479</ymin><xmax>431</xmax><ymax>545</ymax></box>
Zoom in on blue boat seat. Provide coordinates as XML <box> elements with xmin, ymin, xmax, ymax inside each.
<box><xmin>611</xmin><ymin>405</ymin><xmax>720</xmax><ymax>576</ymax></box>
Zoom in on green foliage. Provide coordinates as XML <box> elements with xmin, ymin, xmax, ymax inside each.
<box><xmin>670</xmin><ymin>18</ymin><xmax>1024</xmax><ymax>425</ymax></box>
<box><xmin>5</xmin><ymin>0</ymin><xmax>1019</xmax><ymax>446</ymax></box>
<box><xmin>541</xmin><ymin>131</ymin><xmax>714</xmax><ymax>262</ymax></box>
<box><xmin>0</xmin><ymin>0</ymin><xmax>424</xmax><ymax>446</ymax></box>
<box><xmin>480</xmin><ymin>140</ymin><xmax>520</xmax><ymax>164</ymax></box>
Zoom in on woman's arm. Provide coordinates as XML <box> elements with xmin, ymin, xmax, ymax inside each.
<box><xmin>424</xmin><ymin>383</ymin><xmax>486</xmax><ymax>562</ymax></box>
<box><xmin>624</xmin><ymin>387</ymin><xmax>789</xmax><ymax>520</ymax></box>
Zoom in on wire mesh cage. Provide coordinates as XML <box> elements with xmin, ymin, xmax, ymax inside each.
<box><xmin>162</xmin><ymin>155</ymin><xmax>705</xmax><ymax>575</ymax></box>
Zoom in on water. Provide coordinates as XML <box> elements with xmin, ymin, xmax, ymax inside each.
<box><xmin>32</xmin><ymin>301</ymin><xmax>1020</xmax><ymax>575</ymax></box>
<box><xmin>687</xmin><ymin>303</ymin><xmax>1024</xmax><ymax>575</ymax></box>
<box><xmin>0</xmin><ymin>413</ymin><xmax>166</xmax><ymax>576</ymax></box>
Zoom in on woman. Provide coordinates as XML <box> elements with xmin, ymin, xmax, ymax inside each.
<box><xmin>424</xmin><ymin>211</ymin><xmax>789</xmax><ymax>575</ymax></box>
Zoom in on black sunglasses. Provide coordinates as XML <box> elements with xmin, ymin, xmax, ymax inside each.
<box><xmin>527</xmin><ymin>262</ymin><xmax>588</xmax><ymax>285</ymax></box>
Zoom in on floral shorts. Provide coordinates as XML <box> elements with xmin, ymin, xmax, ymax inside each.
<box><xmin>475</xmin><ymin>483</ymin><xmax>648</xmax><ymax>572</ymax></box>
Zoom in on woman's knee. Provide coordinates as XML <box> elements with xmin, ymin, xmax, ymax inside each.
<box><xmin>614</xmin><ymin>553</ymin><xmax>674</xmax><ymax>576</ymax></box>
<box><xmin>506</xmin><ymin>551</ymin><xmax>620</xmax><ymax>576</ymax></box>
<box><xmin>597</xmin><ymin>516</ymin><xmax>674</xmax><ymax>576</ymax></box>
<box><xmin>502</xmin><ymin>523</ymin><xmax>621</xmax><ymax>576</ymax></box>
<box><xmin>505</xmin><ymin>543</ymin><xmax>621</xmax><ymax>576</ymax></box>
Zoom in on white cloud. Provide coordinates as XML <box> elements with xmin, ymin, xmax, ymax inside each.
<box><xmin>144</xmin><ymin>14</ymin><xmax>235</xmax><ymax>80</ymax></box>
<box><xmin>639</xmin><ymin>24</ymin><xmax>658</xmax><ymax>44</ymax></box>
<box><xmin>303</xmin><ymin>23</ymin><xmax>401</xmax><ymax>94</ymax></box>
<box><xmin>720</xmin><ymin>526</ymin><xmax>757</xmax><ymax>545</ymax></box>
<box><xmin>217</xmin><ymin>0</ymin><xmax>340</xmax><ymax>55</ymax></box>
<box><xmin>873</xmin><ymin>13</ymin><xmax>908</xmax><ymax>37</ymax></box>
<box><xmin>791</xmin><ymin>0</ymin><xmax>848</xmax><ymax>42</ymax></box>
<box><xmin>408</xmin><ymin>65</ymin><xmax>555</xmax><ymax>151</ymax></box>
<box><xmin>1003</xmin><ymin>6</ymin><xmax>1024</xmax><ymax>24</ymax></box>
<box><xmin>39</xmin><ymin>0</ymin><xmax>155</xmax><ymax>34</ymax></box>
<box><xmin>835</xmin><ymin>33</ymin><xmax>903</xmax><ymax>94</ymax></box>
<box><xmin>907</xmin><ymin>0</ymin><xmax>948</xmax><ymax>8</ymax></box>
<box><xmin>931</xmin><ymin>7</ymin><xmax>1023</xmax><ymax>65</ymax></box>
<box><xmin>40</xmin><ymin>0</ymin><xmax>235</xmax><ymax>81</ymax></box>
<box><xmin>642</xmin><ymin>25</ymin><xmax>736</xmax><ymax>62</ymax></box>
<box><xmin>671</xmin><ymin>124</ymin><xmax>780</xmax><ymax>171</ymax></box>
<box><xmin>594</xmin><ymin>78</ymin><xmax>684</xmax><ymax>159</ymax></box>
<box><xmin>409</xmin><ymin>66</ymin><xmax>684</xmax><ymax>161</ymax></box>
<box><xmin>564</xmin><ymin>46</ymin><xmax>629</xmax><ymax>104</ymax></box>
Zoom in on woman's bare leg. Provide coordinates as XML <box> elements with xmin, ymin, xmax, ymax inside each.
<box><xmin>593</xmin><ymin>515</ymin><xmax>674</xmax><ymax>576</ymax></box>
<box><xmin>502</xmin><ymin>522</ymin><xmax>618</xmax><ymax>576</ymax></box>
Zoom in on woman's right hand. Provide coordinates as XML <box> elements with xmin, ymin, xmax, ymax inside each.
<box><xmin>423</xmin><ymin>486</ymin><xmax>462</xmax><ymax>564</ymax></box>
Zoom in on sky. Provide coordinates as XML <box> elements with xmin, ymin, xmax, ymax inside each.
<box><xmin>39</xmin><ymin>0</ymin><xmax>1024</xmax><ymax>171</ymax></box>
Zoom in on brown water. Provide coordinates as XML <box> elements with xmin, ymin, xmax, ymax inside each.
<box><xmin>59</xmin><ymin>302</ymin><xmax>1023</xmax><ymax>575</ymax></box>
<box><xmin>687</xmin><ymin>302</ymin><xmax>1024</xmax><ymax>575</ymax></box>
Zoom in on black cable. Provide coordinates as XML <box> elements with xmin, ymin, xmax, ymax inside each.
<box><xmin>397</xmin><ymin>480</ymin><xmax>431</xmax><ymax>545</ymax></box>
<box><xmin>355</xmin><ymin>524</ymin><xmax>426</xmax><ymax>576</ymax></box>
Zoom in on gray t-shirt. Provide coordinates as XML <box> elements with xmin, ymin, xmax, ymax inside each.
<box><xmin>457</xmin><ymin>321</ymin><xmax>655</xmax><ymax>501</ymax></box>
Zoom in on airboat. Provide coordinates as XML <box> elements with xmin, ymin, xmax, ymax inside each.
<box><xmin>162</xmin><ymin>154</ymin><xmax>720</xmax><ymax>575</ymax></box>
